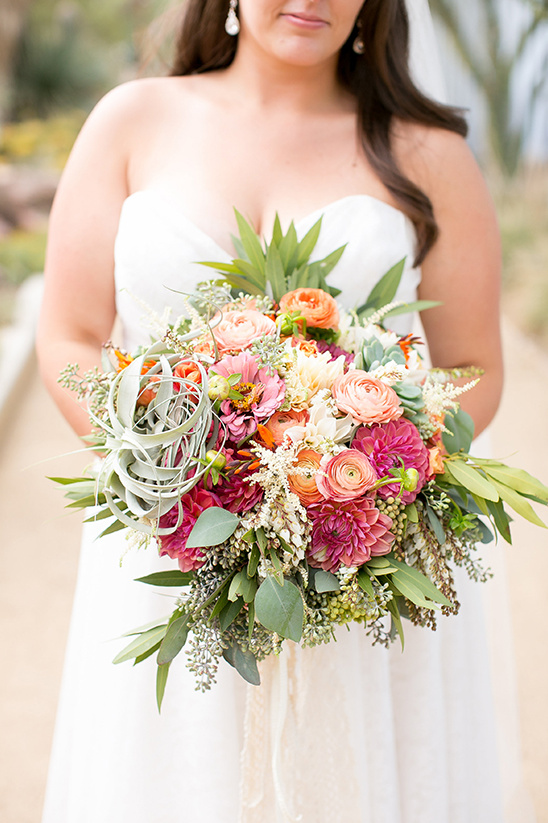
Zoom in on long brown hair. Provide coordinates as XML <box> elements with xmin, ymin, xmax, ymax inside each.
<box><xmin>170</xmin><ymin>0</ymin><xmax>468</xmax><ymax>265</ymax></box>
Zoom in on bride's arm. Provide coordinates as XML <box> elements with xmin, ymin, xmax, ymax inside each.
<box><xmin>396</xmin><ymin>126</ymin><xmax>503</xmax><ymax>437</ymax></box>
<box><xmin>37</xmin><ymin>83</ymin><xmax>149</xmax><ymax>437</ymax></box>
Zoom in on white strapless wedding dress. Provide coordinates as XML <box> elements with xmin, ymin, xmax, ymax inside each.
<box><xmin>42</xmin><ymin>192</ymin><xmax>530</xmax><ymax>823</ymax></box>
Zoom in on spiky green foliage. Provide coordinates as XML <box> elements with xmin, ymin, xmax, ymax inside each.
<box><xmin>199</xmin><ymin>210</ymin><xmax>344</xmax><ymax>303</ymax></box>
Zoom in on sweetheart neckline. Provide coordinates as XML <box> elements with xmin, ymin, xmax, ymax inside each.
<box><xmin>119</xmin><ymin>189</ymin><xmax>411</xmax><ymax>259</ymax></box>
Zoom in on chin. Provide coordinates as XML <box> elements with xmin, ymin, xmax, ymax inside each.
<box><xmin>270</xmin><ymin>40</ymin><xmax>338</xmax><ymax>68</ymax></box>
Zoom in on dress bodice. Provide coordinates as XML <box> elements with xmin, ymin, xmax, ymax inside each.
<box><xmin>114</xmin><ymin>190</ymin><xmax>421</xmax><ymax>350</ymax></box>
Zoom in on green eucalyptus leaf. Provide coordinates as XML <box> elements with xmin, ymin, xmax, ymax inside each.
<box><xmin>186</xmin><ymin>507</ymin><xmax>240</xmax><ymax>548</ymax></box>
<box><xmin>312</xmin><ymin>569</ymin><xmax>341</xmax><ymax>593</ymax></box>
<box><xmin>476</xmin><ymin>519</ymin><xmax>494</xmax><ymax>544</ymax></box>
<box><xmin>489</xmin><ymin>480</ymin><xmax>547</xmax><ymax>528</ymax></box>
<box><xmin>425</xmin><ymin>504</ymin><xmax>446</xmax><ymax>544</ymax></box>
<box><xmin>134</xmin><ymin>642</ymin><xmax>162</xmax><ymax>665</ymax></box>
<box><xmin>442</xmin><ymin>408</ymin><xmax>475</xmax><ymax>454</ymax></box>
<box><xmin>357</xmin><ymin>568</ymin><xmax>375</xmax><ymax>598</ymax></box>
<box><xmin>156</xmin><ymin>662</ymin><xmax>171</xmax><ymax>712</ymax></box>
<box><xmin>444</xmin><ymin>460</ymin><xmax>499</xmax><ymax>502</ymax></box>
<box><xmin>113</xmin><ymin>625</ymin><xmax>168</xmax><ymax>664</ymax></box>
<box><xmin>486</xmin><ymin>499</ymin><xmax>512</xmax><ymax>543</ymax></box>
<box><xmin>255</xmin><ymin>576</ymin><xmax>304</xmax><ymax>642</ymax></box>
<box><xmin>381</xmin><ymin>300</ymin><xmax>441</xmax><ymax>319</ymax></box>
<box><xmin>479</xmin><ymin>464</ymin><xmax>548</xmax><ymax>502</ymax></box>
<box><xmin>386</xmin><ymin>597</ymin><xmax>405</xmax><ymax>651</ymax></box>
<box><xmin>256</xmin><ymin>527</ymin><xmax>267</xmax><ymax>553</ymax></box>
<box><xmin>405</xmin><ymin>502</ymin><xmax>419</xmax><ymax>523</ymax></box>
<box><xmin>209</xmin><ymin>586</ymin><xmax>230</xmax><ymax>622</ymax></box>
<box><xmin>228</xmin><ymin>570</ymin><xmax>256</xmax><ymax>604</ymax></box>
<box><xmin>222</xmin><ymin>644</ymin><xmax>261</xmax><ymax>686</ymax></box>
<box><xmin>248</xmin><ymin>601</ymin><xmax>255</xmax><ymax>642</ymax></box>
<box><xmin>121</xmin><ymin>616</ymin><xmax>171</xmax><ymax>637</ymax></box>
<box><xmin>247</xmin><ymin>544</ymin><xmax>260</xmax><ymax>578</ymax></box>
<box><xmin>136</xmin><ymin>570</ymin><xmax>194</xmax><ymax>587</ymax></box>
<box><xmin>157</xmin><ymin>614</ymin><xmax>190</xmax><ymax>666</ymax></box>
<box><xmin>391</xmin><ymin>561</ymin><xmax>451</xmax><ymax>608</ymax></box>
<box><xmin>219</xmin><ymin>597</ymin><xmax>244</xmax><ymax>632</ymax></box>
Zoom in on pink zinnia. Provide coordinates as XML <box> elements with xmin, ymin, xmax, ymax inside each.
<box><xmin>158</xmin><ymin>486</ymin><xmax>221</xmax><ymax>572</ymax></box>
<box><xmin>353</xmin><ymin>419</ymin><xmax>429</xmax><ymax>503</ymax></box>
<box><xmin>213</xmin><ymin>351</ymin><xmax>285</xmax><ymax>441</ymax></box>
<box><xmin>307</xmin><ymin>496</ymin><xmax>394</xmax><ymax>573</ymax></box>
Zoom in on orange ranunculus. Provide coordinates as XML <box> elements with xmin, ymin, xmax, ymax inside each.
<box><xmin>292</xmin><ymin>338</ymin><xmax>319</xmax><ymax>356</ymax></box>
<box><xmin>173</xmin><ymin>360</ymin><xmax>202</xmax><ymax>384</ymax></box>
<box><xmin>288</xmin><ymin>449</ymin><xmax>323</xmax><ymax>506</ymax></box>
<box><xmin>136</xmin><ymin>374</ymin><xmax>161</xmax><ymax>407</ymax></box>
<box><xmin>427</xmin><ymin>446</ymin><xmax>446</xmax><ymax>478</ymax></box>
<box><xmin>265</xmin><ymin>409</ymin><xmax>308</xmax><ymax>446</ymax></box>
<box><xmin>316</xmin><ymin>448</ymin><xmax>377</xmax><ymax>502</ymax></box>
<box><xmin>331</xmin><ymin>370</ymin><xmax>402</xmax><ymax>424</ymax></box>
<box><xmin>279</xmin><ymin>288</ymin><xmax>339</xmax><ymax>330</ymax></box>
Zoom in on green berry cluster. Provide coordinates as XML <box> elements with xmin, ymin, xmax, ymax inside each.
<box><xmin>324</xmin><ymin>582</ymin><xmax>369</xmax><ymax>625</ymax></box>
<box><xmin>376</xmin><ymin>496</ymin><xmax>407</xmax><ymax>543</ymax></box>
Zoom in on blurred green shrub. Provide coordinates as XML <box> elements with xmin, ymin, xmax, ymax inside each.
<box><xmin>0</xmin><ymin>111</ymin><xmax>86</xmax><ymax>168</ymax></box>
<box><xmin>0</xmin><ymin>230</ymin><xmax>47</xmax><ymax>285</ymax></box>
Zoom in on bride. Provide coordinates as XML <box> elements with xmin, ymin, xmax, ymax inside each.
<box><xmin>36</xmin><ymin>1</ymin><xmax>518</xmax><ymax>821</ymax></box>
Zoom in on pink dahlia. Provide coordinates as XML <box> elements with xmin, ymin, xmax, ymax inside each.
<box><xmin>353</xmin><ymin>419</ymin><xmax>429</xmax><ymax>503</ymax></box>
<box><xmin>158</xmin><ymin>486</ymin><xmax>221</xmax><ymax>572</ymax></box>
<box><xmin>215</xmin><ymin>471</ymin><xmax>263</xmax><ymax>514</ymax></box>
<box><xmin>307</xmin><ymin>496</ymin><xmax>394</xmax><ymax>572</ymax></box>
<box><xmin>315</xmin><ymin>340</ymin><xmax>355</xmax><ymax>368</ymax></box>
<box><xmin>213</xmin><ymin>351</ymin><xmax>285</xmax><ymax>441</ymax></box>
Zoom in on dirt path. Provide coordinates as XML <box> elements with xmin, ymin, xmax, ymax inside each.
<box><xmin>0</xmin><ymin>318</ymin><xmax>547</xmax><ymax>823</ymax></box>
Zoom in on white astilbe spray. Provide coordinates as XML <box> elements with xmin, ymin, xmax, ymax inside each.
<box><xmin>246</xmin><ymin>440</ymin><xmax>308</xmax><ymax>548</ymax></box>
<box><xmin>422</xmin><ymin>375</ymin><xmax>479</xmax><ymax>419</ymax></box>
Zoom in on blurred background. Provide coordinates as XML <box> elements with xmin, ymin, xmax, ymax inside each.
<box><xmin>0</xmin><ymin>1</ymin><xmax>546</xmax><ymax>821</ymax></box>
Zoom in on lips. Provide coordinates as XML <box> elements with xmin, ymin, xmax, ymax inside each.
<box><xmin>281</xmin><ymin>11</ymin><xmax>329</xmax><ymax>27</ymax></box>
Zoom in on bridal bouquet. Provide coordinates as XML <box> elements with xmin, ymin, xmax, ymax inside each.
<box><xmin>54</xmin><ymin>212</ymin><xmax>548</xmax><ymax>706</ymax></box>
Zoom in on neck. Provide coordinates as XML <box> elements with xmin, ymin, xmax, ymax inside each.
<box><xmin>224</xmin><ymin>38</ymin><xmax>347</xmax><ymax>114</ymax></box>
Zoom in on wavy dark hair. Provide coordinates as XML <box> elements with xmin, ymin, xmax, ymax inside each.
<box><xmin>170</xmin><ymin>0</ymin><xmax>468</xmax><ymax>265</ymax></box>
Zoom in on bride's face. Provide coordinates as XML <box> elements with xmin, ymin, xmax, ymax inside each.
<box><xmin>237</xmin><ymin>0</ymin><xmax>365</xmax><ymax>67</ymax></box>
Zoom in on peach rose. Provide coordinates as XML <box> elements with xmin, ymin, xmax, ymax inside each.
<box><xmin>288</xmin><ymin>449</ymin><xmax>324</xmax><ymax>506</ymax></box>
<box><xmin>213</xmin><ymin>309</ymin><xmax>276</xmax><ymax>354</ymax></box>
<box><xmin>265</xmin><ymin>409</ymin><xmax>308</xmax><ymax>446</ymax></box>
<box><xmin>331</xmin><ymin>370</ymin><xmax>402</xmax><ymax>424</ymax></box>
<box><xmin>279</xmin><ymin>288</ymin><xmax>339</xmax><ymax>330</ymax></box>
<box><xmin>317</xmin><ymin>448</ymin><xmax>378</xmax><ymax>502</ymax></box>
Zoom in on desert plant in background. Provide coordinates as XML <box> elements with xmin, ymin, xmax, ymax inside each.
<box><xmin>431</xmin><ymin>0</ymin><xmax>548</xmax><ymax>175</ymax></box>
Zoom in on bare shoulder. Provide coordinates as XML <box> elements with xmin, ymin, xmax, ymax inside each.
<box><xmin>81</xmin><ymin>76</ymin><xmax>196</xmax><ymax>137</ymax></box>
<box><xmin>391</xmin><ymin>121</ymin><xmax>492</xmax><ymax>215</ymax></box>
